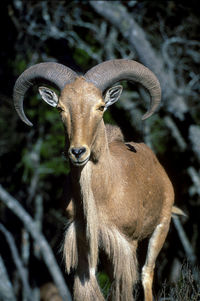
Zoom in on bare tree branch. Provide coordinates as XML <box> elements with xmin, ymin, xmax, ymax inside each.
<box><xmin>89</xmin><ymin>1</ymin><xmax>188</xmax><ymax>120</ymax></box>
<box><xmin>27</xmin><ymin>138</ymin><xmax>42</xmax><ymax>204</ymax></box>
<box><xmin>164</xmin><ymin>116</ymin><xmax>187</xmax><ymax>151</ymax></box>
<box><xmin>0</xmin><ymin>184</ymin><xmax>72</xmax><ymax>301</ymax></box>
<box><xmin>21</xmin><ymin>229</ymin><xmax>30</xmax><ymax>271</ymax></box>
<box><xmin>34</xmin><ymin>195</ymin><xmax>43</xmax><ymax>258</ymax></box>
<box><xmin>187</xmin><ymin>167</ymin><xmax>200</xmax><ymax>197</ymax></box>
<box><xmin>0</xmin><ymin>255</ymin><xmax>17</xmax><ymax>301</ymax></box>
<box><xmin>172</xmin><ymin>217</ymin><xmax>196</xmax><ymax>265</ymax></box>
<box><xmin>21</xmin><ymin>228</ymin><xmax>31</xmax><ymax>301</ymax></box>
<box><xmin>0</xmin><ymin>223</ymin><xmax>32</xmax><ymax>301</ymax></box>
<box><xmin>189</xmin><ymin>125</ymin><xmax>200</xmax><ymax>164</ymax></box>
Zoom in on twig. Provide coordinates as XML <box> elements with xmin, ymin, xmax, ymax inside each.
<box><xmin>164</xmin><ymin>116</ymin><xmax>187</xmax><ymax>151</ymax></box>
<box><xmin>0</xmin><ymin>254</ymin><xmax>17</xmax><ymax>301</ymax></box>
<box><xmin>34</xmin><ymin>194</ymin><xmax>43</xmax><ymax>258</ymax></box>
<box><xmin>187</xmin><ymin>166</ymin><xmax>200</xmax><ymax>197</ymax></box>
<box><xmin>27</xmin><ymin>138</ymin><xmax>42</xmax><ymax>204</ymax></box>
<box><xmin>21</xmin><ymin>229</ymin><xmax>30</xmax><ymax>268</ymax></box>
<box><xmin>0</xmin><ymin>184</ymin><xmax>72</xmax><ymax>301</ymax></box>
<box><xmin>21</xmin><ymin>228</ymin><xmax>30</xmax><ymax>301</ymax></box>
<box><xmin>0</xmin><ymin>223</ymin><xmax>32</xmax><ymax>301</ymax></box>
<box><xmin>189</xmin><ymin>125</ymin><xmax>200</xmax><ymax>164</ymax></box>
<box><xmin>172</xmin><ymin>217</ymin><xmax>196</xmax><ymax>265</ymax></box>
<box><xmin>162</xmin><ymin>37</ymin><xmax>200</xmax><ymax>68</ymax></box>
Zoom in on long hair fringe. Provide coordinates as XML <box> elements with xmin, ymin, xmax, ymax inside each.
<box><xmin>63</xmin><ymin>161</ymin><xmax>137</xmax><ymax>300</ymax></box>
<box><xmin>99</xmin><ymin>225</ymin><xmax>138</xmax><ymax>301</ymax></box>
<box><xmin>80</xmin><ymin>162</ymin><xmax>99</xmax><ymax>269</ymax></box>
<box><xmin>63</xmin><ymin>221</ymin><xmax>78</xmax><ymax>273</ymax></box>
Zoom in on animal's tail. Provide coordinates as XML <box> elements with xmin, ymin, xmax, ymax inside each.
<box><xmin>172</xmin><ymin>205</ymin><xmax>187</xmax><ymax>217</ymax></box>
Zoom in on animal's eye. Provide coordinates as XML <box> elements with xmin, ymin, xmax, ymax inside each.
<box><xmin>98</xmin><ymin>105</ymin><xmax>105</xmax><ymax>112</ymax></box>
<box><xmin>57</xmin><ymin>107</ymin><xmax>64</xmax><ymax>113</ymax></box>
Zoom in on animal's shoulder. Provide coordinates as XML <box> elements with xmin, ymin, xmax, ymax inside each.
<box><xmin>105</xmin><ymin>124</ymin><xmax>124</xmax><ymax>143</ymax></box>
<box><xmin>105</xmin><ymin>125</ymin><xmax>157</xmax><ymax>161</ymax></box>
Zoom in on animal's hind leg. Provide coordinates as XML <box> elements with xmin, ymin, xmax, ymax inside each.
<box><xmin>141</xmin><ymin>215</ymin><xmax>171</xmax><ymax>301</ymax></box>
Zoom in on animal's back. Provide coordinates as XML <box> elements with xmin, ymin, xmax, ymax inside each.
<box><xmin>104</xmin><ymin>125</ymin><xmax>174</xmax><ymax>240</ymax></box>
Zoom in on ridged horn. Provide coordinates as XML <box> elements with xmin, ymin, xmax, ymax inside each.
<box><xmin>13</xmin><ymin>62</ymin><xmax>77</xmax><ymax>126</ymax></box>
<box><xmin>85</xmin><ymin>59</ymin><xmax>161</xmax><ymax>120</ymax></box>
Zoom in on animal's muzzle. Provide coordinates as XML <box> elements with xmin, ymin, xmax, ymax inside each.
<box><xmin>68</xmin><ymin>146</ymin><xmax>90</xmax><ymax>166</ymax></box>
<box><xmin>71</xmin><ymin>147</ymin><xmax>86</xmax><ymax>159</ymax></box>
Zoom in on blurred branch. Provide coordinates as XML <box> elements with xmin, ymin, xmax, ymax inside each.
<box><xmin>0</xmin><ymin>184</ymin><xmax>72</xmax><ymax>301</ymax></box>
<box><xmin>0</xmin><ymin>223</ymin><xmax>32</xmax><ymax>301</ymax></box>
<box><xmin>34</xmin><ymin>195</ymin><xmax>43</xmax><ymax>258</ymax></box>
<box><xmin>89</xmin><ymin>0</ymin><xmax>188</xmax><ymax>120</ymax></box>
<box><xmin>27</xmin><ymin>138</ymin><xmax>42</xmax><ymax>204</ymax></box>
<box><xmin>187</xmin><ymin>167</ymin><xmax>200</xmax><ymax>197</ymax></box>
<box><xmin>164</xmin><ymin>116</ymin><xmax>187</xmax><ymax>151</ymax></box>
<box><xmin>91</xmin><ymin>1</ymin><xmax>162</xmax><ymax>69</ymax></box>
<box><xmin>34</xmin><ymin>194</ymin><xmax>43</xmax><ymax>233</ymax></box>
<box><xmin>172</xmin><ymin>217</ymin><xmax>196</xmax><ymax>265</ymax></box>
<box><xmin>26</xmin><ymin>137</ymin><xmax>44</xmax><ymax>258</ymax></box>
<box><xmin>0</xmin><ymin>255</ymin><xmax>17</xmax><ymax>301</ymax></box>
<box><xmin>189</xmin><ymin>125</ymin><xmax>200</xmax><ymax>164</ymax></box>
<box><xmin>162</xmin><ymin>37</ymin><xmax>200</xmax><ymax>68</ymax></box>
<box><xmin>21</xmin><ymin>229</ymin><xmax>30</xmax><ymax>301</ymax></box>
<box><xmin>21</xmin><ymin>229</ymin><xmax>30</xmax><ymax>270</ymax></box>
<box><xmin>10</xmin><ymin>0</ymin><xmax>135</xmax><ymax>68</ymax></box>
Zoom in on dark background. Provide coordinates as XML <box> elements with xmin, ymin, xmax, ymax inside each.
<box><xmin>0</xmin><ymin>1</ymin><xmax>199</xmax><ymax>300</ymax></box>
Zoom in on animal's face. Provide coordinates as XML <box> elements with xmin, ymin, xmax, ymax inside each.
<box><xmin>39</xmin><ymin>77</ymin><xmax>122</xmax><ymax>166</ymax></box>
<box><xmin>59</xmin><ymin>77</ymin><xmax>106</xmax><ymax>166</ymax></box>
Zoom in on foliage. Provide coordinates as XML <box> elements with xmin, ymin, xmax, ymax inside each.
<box><xmin>159</xmin><ymin>263</ymin><xmax>200</xmax><ymax>301</ymax></box>
<box><xmin>97</xmin><ymin>272</ymin><xmax>111</xmax><ymax>298</ymax></box>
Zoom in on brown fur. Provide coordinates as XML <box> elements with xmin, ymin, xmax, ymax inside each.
<box><xmin>73</xmin><ymin>272</ymin><xmax>105</xmax><ymax>301</ymax></box>
<box><xmin>13</xmin><ymin>61</ymin><xmax>178</xmax><ymax>301</ymax></box>
<box><xmin>99</xmin><ymin>225</ymin><xmax>138</xmax><ymax>301</ymax></box>
<box><xmin>79</xmin><ymin>162</ymin><xmax>99</xmax><ymax>269</ymax></box>
<box><xmin>64</xmin><ymin>221</ymin><xmax>78</xmax><ymax>273</ymax></box>
<box><xmin>60</xmin><ymin>77</ymin><xmax>174</xmax><ymax>301</ymax></box>
<box><xmin>40</xmin><ymin>282</ymin><xmax>63</xmax><ymax>301</ymax></box>
<box><xmin>105</xmin><ymin>124</ymin><xmax>124</xmax><ymax>143</ymax></box>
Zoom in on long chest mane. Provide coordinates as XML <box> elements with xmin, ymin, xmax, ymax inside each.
<box><xmin>64</xmin><ymin>161</ymin><xmax>137</xmax><ymax>285</ymax></box>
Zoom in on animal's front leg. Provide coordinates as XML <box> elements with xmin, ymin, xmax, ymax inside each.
<box><xmin>73</xmin><ymin>256</ymin><xmax>105</xmax><ymax>301</ymax></box>
<box><xmin>141</xmin><ymin>217</ymin><xmax>171</xmax><ymax>301</ymax></box>
<box><xmin>101</xmin><ymin>235</ymin><xmax>138</xmax><ymax>301</ymax></box>
<box><xmin>65</xmin><ymin>199</ymin><xmax>75</xmax><ymax>220</ymax></box>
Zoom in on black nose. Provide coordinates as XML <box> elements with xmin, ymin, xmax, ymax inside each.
<box><xmin>71</xmin><ymin>147</ymin><xmax>86</xmax><ymax>159</ymax></box>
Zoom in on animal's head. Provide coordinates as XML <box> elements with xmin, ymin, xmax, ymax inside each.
<box><xmin>13</xmin><ymin>59</ymin><xmax>161</xmax><ymax>166</ymax></box>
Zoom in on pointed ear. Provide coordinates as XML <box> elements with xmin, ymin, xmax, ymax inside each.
<box><xmin>38</xmin><ymin>86</ymin><xmax>59</xmax><ymax>107</ymax></box>
<box><xmin>104</xmin><ymin>85</ymin><xmax>123</xmax><ymax>109</ymax></box>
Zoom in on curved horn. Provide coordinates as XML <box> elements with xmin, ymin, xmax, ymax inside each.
<box><xmin>85</xmin><ymin>59</ymin><xmax>161</xmax><ymax>120</ymax></box>
<box><xmin>13</xmin><ymin>62</ymin><xmax>77</xmax><ymax>126</ymax></box>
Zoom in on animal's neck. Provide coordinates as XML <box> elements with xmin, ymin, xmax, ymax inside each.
<box><xmin>91</xmin><ymin>120</ymin><xmax>110</xmax><ymax>163</ymax></box>
<box><xmin>70</xmin><ymin>121</ymin><xmax>112</xmax><ymax>269</ymax></box>
<box><xmin>90</xmin><ymin>121</ymin><xmax>114</xmax><ymax>191</ymax></box>
<box><xmin>71</xmin><ymin>120</ymin><xmax>113</xmax><ymax>200</ymax></box>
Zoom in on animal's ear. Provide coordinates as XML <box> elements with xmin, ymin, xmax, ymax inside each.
<box><xmin>38</xmin><ymin>86</ymin><xmax>59</xmax><ymax>107</ymax></box>
<box><xmin>104</xmin><ymin>85</ymin><xmax>123</xmax><ymax>108</ymax></box>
